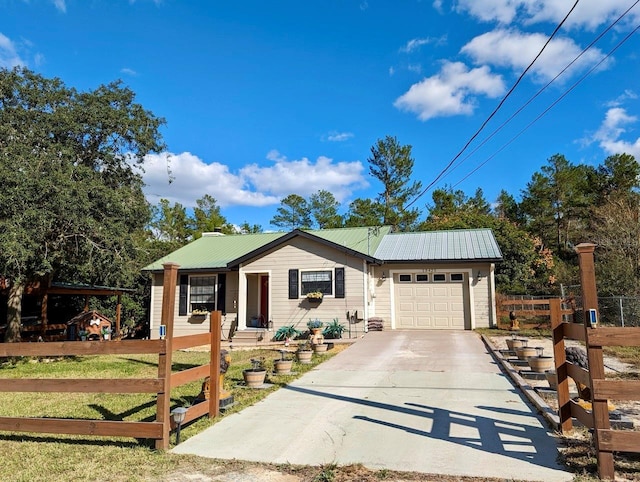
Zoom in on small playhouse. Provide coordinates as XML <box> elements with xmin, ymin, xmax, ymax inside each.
<box><xmin>67</xmin><ymin>310</ymin><xmax>113</xmax><ymax>340</ymax></box>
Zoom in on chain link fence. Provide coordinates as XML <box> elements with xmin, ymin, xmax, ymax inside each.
<box><xmin>561</xmin><ymin>285</ymin><xmax>640</xmax><ymax>327</ymax></box>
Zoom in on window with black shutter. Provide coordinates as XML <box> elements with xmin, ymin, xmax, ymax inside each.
<box><xmin>335</xmin><ymin>267</ymin><xmax>345</xmax><ymax>298</ymax></box>
<box><xmin>288</xmin><ymin>269</ymin><xmax>299</xmax><ymax>299</ymax></box>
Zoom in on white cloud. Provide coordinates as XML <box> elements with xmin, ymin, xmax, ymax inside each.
<box><xmin>52</xmin><ymin>0</ymin><xmax>66</xmax><ymax>13</ymax></box>
<box><xmin>606</xmin><ymin>90</ymin><xmax>638</xmax><ymax>108</ymax></box>
<box><xmin>461</xmin><ymin>29</ymin><xmax>607</xmax><ymax>82</ymax></box>
<box><xmin>120</xmin><ymin>67</ymin><xmax>138</xmax><ymax>76</ymax></box>
<box><xmin>326</xmin><ymin>131</ymin><xmax>354</xmax><ymax>142</ymax></box>
<box><xmin>456</xmin><ymin>0</ymin><xmax>640</xmax><ymax>30</ymax></box>
<box><xmin>400</xmin><ymin>38</ymin><xmax>432</xmax><ymax>53</ymax></box>
<box><xmin>593</xmin><ymin>107</ymin><xmax>640</xmax><ymax>158</ymax></box>
<box><xmin>394</xmin><ymin>61</ymin><xmax>505</xmax><ymax>120</ymax></box>
<box><xmin>139</xmin><ymin>151</ymin><xmax>367</xmax><ymax>208</ymax></box>
<box><xmin>0</xmin><ymin>33</ymin><xmax>26</xmax><ymax>68</ymax></box>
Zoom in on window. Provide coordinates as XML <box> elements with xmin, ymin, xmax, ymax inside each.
<box><xmin>450</xmin><ymin>273</ymin><xmax>464</xmax><ymax>282</ymax></box>
<box><xmin>416</xmin><ymin>274</ymin><xmax>429</xmax><ymax>282</ymax></box>
<box><xmin>398</xmin><ymin>274</ymin><xmax>412</xmax><ymax>282</ymax></box>
<box><xmin>189</xmin><ymin>275</ymin><xmax>216</xmax><ymax>312</ymax></box>
<box><xmin>301</xmin><ymin>270</ymin><xmax>332</xmax><ymax>295</ymax></box>
<box><xmin>433</xmin><ymin>273</ymin><xmax>446</xmax><ymax>282</ymax></box>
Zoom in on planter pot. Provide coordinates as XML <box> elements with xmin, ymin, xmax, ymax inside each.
<box><xmin>515</xmin><ymin>346</ymin><xmax>537</xmax><ymax>360</ymax></box>
<box><xmin>313</xmin><ymin>343</ymin><xmax>328</xmax><ymax>353</ymax></box>
<box><xmin>528</xmin><ymin>356</ymin><xmax>553</xmax><ymax>372</ymax></box>
<box><xmin>545</xmin><ymin>370</ymin><xmax>558</xmax><ymax>390</ymax></box>
<box><xmin>274</xmin><ymin>359</ymin><xmax>293</xmax><ymax>375</ymax></box>
<box><xmin>297</xmin><ymin>350</ymin><xmax>313</xmax><ymax>364</ymax></box>
<box><xmin>506</xmin><ymin>338</ymin><xmax>525</xmax><ymax>351</ymax></box>
<box><xmin>243</xmin><ymin>369</ymin><xmax>266</xmax><ymax>388</ymax></box>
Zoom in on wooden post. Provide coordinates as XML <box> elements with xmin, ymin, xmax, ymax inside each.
<box><xmin>155</xmin><ymin>262</ymin><xmax>179</xmax><ymax>450</ymax></box>
<box><xmin>115</xmin><ymin>294</ymin><xmax>122</xmax><ymax>339</ymax></box>
<box><xmin>40</xmin><ymin>292</ymin><xmax>48</xmax><ymax>339</ymax></box>
<box><xmin>551</xmin><ymin>298</ymin><xmax>572</xmax><ymax>432</ymax></box>
<box><xmin>209</xmin><ymin>311</ymin><xmax>221</xmax><ymax>418</ymax></box>
<box><xmin>576</xmin><ymin>243</ymin><xmax>614</xmax><ymax>480</ymax></box>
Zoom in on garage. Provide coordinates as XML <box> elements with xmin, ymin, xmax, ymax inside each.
<box><xmin>394</xmin><ymin>272</ymin><xmax>468</xmax><ymax>329</ymax></box>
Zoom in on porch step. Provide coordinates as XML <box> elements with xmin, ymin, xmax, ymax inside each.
<box><xmin>230</xmin><ymin>329</ymin><xmax>268</xmax><ymax>346</ymax></box>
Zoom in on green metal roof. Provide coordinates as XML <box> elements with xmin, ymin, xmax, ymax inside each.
<box><xmin>142</xmin><ymin>226</ymin><xmax>391</xmax><ymax>272</ymax></box>
<box><xmin>142</xmin><ymin>232</ymin><xmax>286</xmax><ymax>271</ymax></box>
<box><xmin>373</xmin><ymin>229</ymin><xmax>502</xmax><ymax>262</ymax></box>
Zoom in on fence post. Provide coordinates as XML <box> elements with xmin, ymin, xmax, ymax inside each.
<box><xmin>551</xmin><ymin>298</ymin><xmax>572</xmax><ymax>432</ymax></box>
<box><xmin>576</xmin><ymin>243</ymin><xmax>614</xmax><ymax>480</ymax></box>
<box><xmin>619</xmin><ymin>297</ymin><xmax>625</xmax><ymax>328</ymax></box>
<box><xmin>209</xmin><ymin>311</ymin><xmax>221</xmax><ymax>418</ymax></box>
<box><xmin>156</xmin><ymin>262</ymin><xmax>179</xmax><ymax>450</ymax></box>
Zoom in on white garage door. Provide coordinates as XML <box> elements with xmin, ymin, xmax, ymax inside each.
<box><xmin>395</xmin><ymin>272</ymin><xmax>468</xmax><ymax>329</ymax></box>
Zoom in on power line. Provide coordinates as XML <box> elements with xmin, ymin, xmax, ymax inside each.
<box><xmin>405</xmin><ymin>0</ymin><xmax>581</xmax><ymax>209</ymax></box>
<box><xmin>452</xmin><ymin>22</ymin><xmax>640</xmax><ymax>189</ymax></box>
<box><xmin>442</xmin><ymin>0</ymin><xmax>640</xmax><ymax>185</ymax></box>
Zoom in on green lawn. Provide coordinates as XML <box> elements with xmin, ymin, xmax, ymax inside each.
<box><xmin>0</xmin><ymin>346</ymin><xmax>344</xmax><ymax>481</ymax></box>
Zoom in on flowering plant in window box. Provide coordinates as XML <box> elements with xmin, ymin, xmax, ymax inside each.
<box><xmin>191</xmin><ymin>309</ymin><xmax>209</xmax><ymax>316</ymax></box>
<box><xmin>306</xmin><ymin>291</ymin><xmax>324</xmax><ymax>301</ymax></box>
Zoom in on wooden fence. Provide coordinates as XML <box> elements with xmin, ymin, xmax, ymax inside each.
<box><xmin>496</xmin><ymin>294</ymin><xmax>574</xmax><ymax>325</ymax></box>
<box><xmin>0</xmin><ymin>262</ymin><xmax>219</xmax><ymax>450</ymax></box>
<box><xmin>552</xmin><ymin>244</ymin><xmax>640</xmax><ymax>480</ymax></box>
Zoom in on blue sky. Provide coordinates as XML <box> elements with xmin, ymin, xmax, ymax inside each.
<box><xmin>2</xmin><ymin>0</ymin><xmax>640</xmax><ymax>230</ymax></box>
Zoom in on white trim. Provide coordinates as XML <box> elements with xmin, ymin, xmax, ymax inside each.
<box><xmin>237</xmin><ymin>265</ymin><xmax>247</xmax><ymax>330</ymax></box>
<box><xmin>149</xmin><ymin>273</ymin><xmax>157</xmax><ymax>337</ymax></box>
<box><xmin>489</xmin><ymin>263</ymin><xmax>497</xmax><ymax>327</ymax></box>
<box><xmin>467</xmin><ymin>268</ymin><xmax>476</xmax><ymax>330</ymax></box>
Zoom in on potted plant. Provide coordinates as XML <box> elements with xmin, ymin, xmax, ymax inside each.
<box><xmin>78</xmin><ymin>329</ymin><xmax>88</xmax><ymax>341</ymax></box>
<box><xmin>307</xmin><ymin>319</ymin><xmax>324</xmax><ymax>345</ymax></box>
<box><xmin>273</xmin><ymin>324</ymin><xmax>301</xmax><ymax>345</ymax></box>
<box><xmin>322</xmin><ymin>318</ymin><xmax>345</xmax><ymax>339</ymax></box>
<box><xmin>101</xmin><ymin>327</ymin><xmax>112</xmax><ymax>340</ymax></box>
<box><xmin>191</xmin><ymin>308</ymin><xmax>209</xmax><ymax>316</ymax></box>
<box><xmin>306</xmin><ymin>291</ymin><xmax>324</xmax><ymax>302</ymax></box>
<box><xmin>274</xmin><ymin>349</ymin><xmax>294</xmax><ymax>374</ymax></box>
<box><xmin>296</xmin><ymin>340</ymin><xmax>313</xmax><ymax>364</ymax></box>
<box><xmin>243</xmin><ymin>358</ymin><xmax>267</xmax><ymax>388</ymax></box>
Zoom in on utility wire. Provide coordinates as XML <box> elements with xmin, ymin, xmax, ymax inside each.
<box><xmin>405</xmin><ymin>0</ymin><xmax>581</xmax><ymax>209</ymax></box>
<box><xmin>441</xmin><ymin>0</ymin><xmax>640</xmax><ymax>184</ymax></box>
<box><xmin>452</xmin><ymin>23</ymin><xmax>640</xmax><ymax>189</ymax></box>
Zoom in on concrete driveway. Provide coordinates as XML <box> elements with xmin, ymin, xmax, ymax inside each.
<box><xmin>173</xmin><ymin>331</ymin><xmax>572</xmax><ymax>482</ymax></box>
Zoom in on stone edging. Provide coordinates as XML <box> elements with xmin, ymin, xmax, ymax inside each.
<box><xmin>481</xmin><ymin>334</ymin><xmax>560</xmax><ymax>429</ymax></box>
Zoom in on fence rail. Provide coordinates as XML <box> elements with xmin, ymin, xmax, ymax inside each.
<box><xmin>553</xmin><ymin>245</ymin><xmax>640</xmax><ymax>480</ymax></box>
<box><xmin>0</xmin><ymin>263</ymin><xmax>222</xmax><ymax>450</ymax></box>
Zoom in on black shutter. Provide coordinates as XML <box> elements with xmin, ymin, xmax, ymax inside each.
<box><xmin>335</xmin><ymin>267</ymin><xmax>345</xmax><ymax>298</ymax></box>
<box><xmin>217</xmin><ymin>273</ymin><xmax>226</xmax><ymax>315</ymax></box>
<box><xmin>179</xmin><ymin>274</ymin><xmax>188</xmax><ymax>315</ymax></box>
<box><xmin>288</xmin><ymin>269</ymin><xmax>299</xmax><ymax>299</ymax></box>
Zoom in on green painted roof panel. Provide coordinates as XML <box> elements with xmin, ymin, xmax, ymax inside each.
<box><xmin>373</xmin><ymin>229</ymin><xmax>502</xmax><ymax>261</ymax></box>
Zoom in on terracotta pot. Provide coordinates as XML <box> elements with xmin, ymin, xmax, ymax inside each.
<box><xmin>313</xmin><ymin>343</ymin><xmax>328</xmax><ymax>353</ymax></box>
<box><xmin>515</xmin><ymin>346</ymin><xmax>537</xmax><ymax>360</ymax></box>
<box><xmin>274</xmin><ymin>359</ymin><xmax>293</xmax><ymax>374</ymax></box>
<box><xmin>528</xmin><ymin>356</ymin><xmax>553</xmax><ymax>372</ymax></box>
<box><xmin>297</xmin><ymin>350</ymin><xmax>313</xmax><ymax>364</ymax></box>
<box><xmin>243</xmin><ymin>369</ymin><xmax>266</xmax><ymax>388</ymax></box>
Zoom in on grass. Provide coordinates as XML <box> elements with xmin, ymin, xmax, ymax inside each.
<box><xmin>0</xmin><ymin>345</ymin><xmax>347</xmax><ymax>481</ymax></box>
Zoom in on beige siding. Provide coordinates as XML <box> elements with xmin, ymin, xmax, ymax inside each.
<box><xmin>150</xmin><ymin>271</ymin><xmax>239</xmax><ymax>339</ymax></box>
<box><xmin>242</xmin><ymin>237</ymin><xmax>366</xmax><ymax>332</ymax></box>
<box><xmin>371</xmin><ymin>263</ymin><xmax>495</xmax><ymax>331</ymax></box>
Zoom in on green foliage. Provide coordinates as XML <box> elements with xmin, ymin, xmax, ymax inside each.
<box><xmin>273</xmin><ymin>324</ymin><xmax>301</xmax><ymax>341</ymax></box>
<box><xmin>367</xmin><ymin>135</ymin><xmax>422</xmax><ymax>231</ymax></box>
<box><xmin>322</xmin><ymin>318</ymin><xmax>346</xmax><ymax>339</ymax></box>
<box><xmin>270</xmin><ymin>194</ymin><xmax>312</xmax><ymax>229</ymax></box>
<box><xmin>343</xmin><ymin>198</ymin><xmax>385</xmax><ymax>227</ymax></box>
<box><xmin>307</xmin><ymin>319</ymin><xmax>323</xmax><ymax>329</ymax></box>
<box><xmin>0</xmin><ymin>67</ymin><xmax>166</xmax><ymax>340</ymax></box>
<box><xmin>309</xmin><ymin>190</ymin><xmax>343</xmax><ymax>229</ymax></box>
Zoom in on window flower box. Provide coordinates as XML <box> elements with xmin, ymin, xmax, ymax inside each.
<box><xmin>306</xmin><ymin>291</ymin><xmax>324</xmax><ymax>302</ymax></box>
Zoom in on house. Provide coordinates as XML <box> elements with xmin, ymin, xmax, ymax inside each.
<box><xmin>142</xmin><ymin>226</ymin><xmax>503</xmax><ymax>338</ymax></box>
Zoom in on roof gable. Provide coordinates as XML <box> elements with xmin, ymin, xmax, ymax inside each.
<box><xmin>142</xmin><ymin>226</ymin><xmax>391</xmax><ymax>272</ymax></box>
